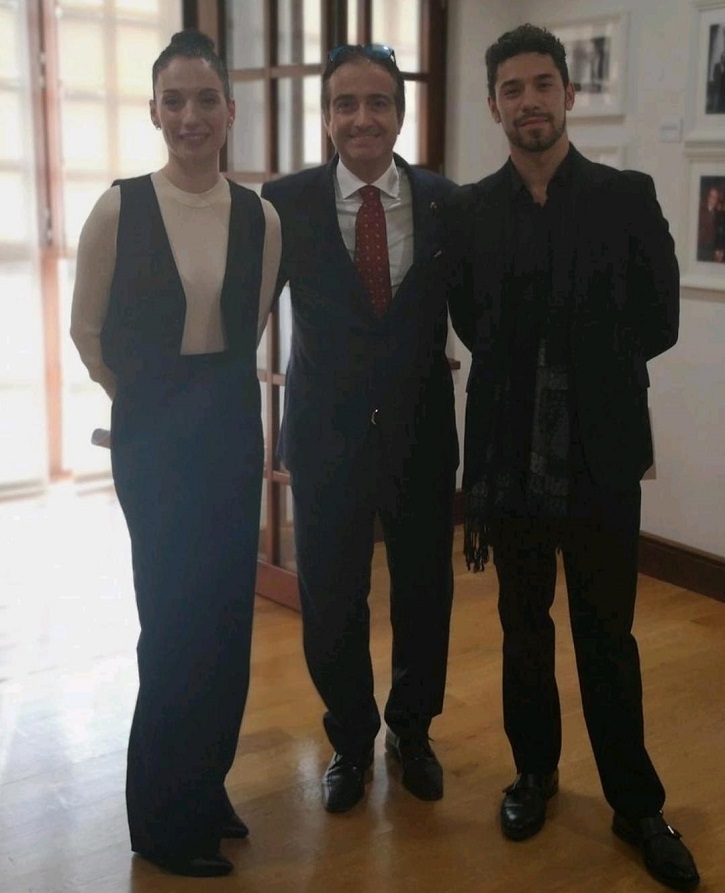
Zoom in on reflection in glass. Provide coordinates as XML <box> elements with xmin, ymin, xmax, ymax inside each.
<box><xmin>277</xmin><ymin>0</ymin><xmax>322</xmax><ymax>65</ymax></box>
<box><xmin>394</xmin><ymin>81</ymin><xmax>419</xmax><ymax>164</ymax></box>
<box><xmin>372</xmin><ymin>0</ymin><xmax>420</xmax><ymax>72</ymax></box>
<box><xmin>227</xmin><ymin>1</ymin><xmax>265</xmax><ymax>68</ymax></box>
<box><xmin>278</xmin><ymin>76</ymin><xmax>324</xmax><ymax>173</ymax></box>
<box><xmin>229</xmin><ymin>79</ymin><xmax>266</xmax><ymax>171</ymax></box>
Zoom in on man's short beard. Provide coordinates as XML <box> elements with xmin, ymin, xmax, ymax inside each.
<box><xmin>511</xmin><ymin>120</ymin><xmax>566</xmax><ymax>153</ymax></box>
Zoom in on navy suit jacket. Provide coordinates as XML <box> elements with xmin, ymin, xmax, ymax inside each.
<box><xmin>261</xmin><ymin>154</ymin><xmax>458</xmax><ymax>492</ymax></box>
<box><xmin>444</xmin><ymin>145</ymin><xmax>679</xmax><ymax>491</ymax></box>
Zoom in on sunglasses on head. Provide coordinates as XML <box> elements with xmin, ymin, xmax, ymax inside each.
<box><xmin>327</xmin><ymin>43</ymin><xmax>397</xmax><ymax>65</ymax></box>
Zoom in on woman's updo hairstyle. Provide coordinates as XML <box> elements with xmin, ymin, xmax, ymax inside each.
<box><xmin>152</xmin><ymin>29</ymin><xmax>232</xmax><ymax>101</ymax></box>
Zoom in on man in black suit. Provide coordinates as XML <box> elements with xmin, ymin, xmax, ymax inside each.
<box><xmin>444</xmin><ymin>25</ymin><xmax>700</xmax><ymax>892</ymax></box>
<box><xmin>261</xmin><ymin>45</ymin><xmax>457</xmax><ymax>813</ymax></box>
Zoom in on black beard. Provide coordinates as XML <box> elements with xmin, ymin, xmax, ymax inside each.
<box><xmin>510</xmin><ymin>119</ymin><xmax>566</xmax><ymax>153</ymax></box>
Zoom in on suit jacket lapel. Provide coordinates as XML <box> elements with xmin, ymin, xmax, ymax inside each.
<box><xmin>323</xmin><ymin>156</ymin><xmax>382</xmax><ymax>320</ymax></box>
<box><xmin>299</xmin><ymin>157</ymin><xmax>377</xmax><ymax>320</ymax></box>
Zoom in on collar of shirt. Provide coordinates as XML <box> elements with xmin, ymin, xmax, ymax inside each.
<box><xmin>508</xmin><ymin>147</ymin><xmax>573</xmax><ymax>203</ymax></box>
<box><xmin>335</xmin><ymin>157</ymin><xmax>401</xmax><ymax>201</ymax></box>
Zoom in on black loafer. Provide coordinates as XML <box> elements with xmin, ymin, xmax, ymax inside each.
<box><xmin>322</xmin><ymin>750</ymin><xmax>374</xmax><ymax>813</ymax></box>
<box><xmin>135</xmin><ymin>849</ymin><xmax>233</xmax><ymax>877</ymax></box>
<box><xmin>221</xmin><ymin>811</ymin><xmax>249</xmax><ymax>839</ymax></box>
<box><xmin>385</xmin><ymin>728</ymin><xmax>443</xmax><ymax>801</ymax></box>
<box><xmin>612</xmin><ymin>812</ymin><xmax>700</xmax><ymax>891</ymax></box>
<box><xmin>500</xmin><ymin>770</ymin><xmax>559</xmax><ymax>841</ymax></box>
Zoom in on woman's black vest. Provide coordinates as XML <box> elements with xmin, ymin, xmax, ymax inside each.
<box><xmin>101</xmin><ymin>174</ymin><xmax>264</xmax><ymax>383</ymax></box>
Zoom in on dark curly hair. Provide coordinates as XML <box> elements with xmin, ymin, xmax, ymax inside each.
<box><xmin>485</xmin><ymin>24</ymin><xmax>569</xmax><ymax>99</ymax></box>
<box><xmin>152</xmin><ymin>29</ymin><xmax>231</xmax><ymax>101</ymax></box>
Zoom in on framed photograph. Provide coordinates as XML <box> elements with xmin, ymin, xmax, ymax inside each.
<box><xmin>681</xmin><ymin>153</ymin><xmax>725</xmax><ymax>291</ymax></box>
<box><xmin>685</xmin><ymin>0</ymin><xmax>725</xmax><ymax>142</ymax></box>
<box><xmin>543</xmin><ymin>13</ymin><xmax>628</xmax><ymax>117</ymax></box>
<box><xmin>577</xmin><ymin>145</ymin><xmax>626</xmax><ymax>168</ymax></box>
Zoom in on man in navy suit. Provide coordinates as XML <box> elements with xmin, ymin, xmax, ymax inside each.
<box><xmin>444</xmin><ymin>24</ymin><xmax>700</xmax><ymax>892</ymax></box>
<box><xmin>261</xmin><ymin>45</ymin><xmax>457</xmax><ymax>813</ymax></box>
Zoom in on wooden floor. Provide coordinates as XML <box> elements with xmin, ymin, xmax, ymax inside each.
<box><xmin>0</xmin><ymin>485</ymin><xmax>722</xmax><ymax>892</ymax></box>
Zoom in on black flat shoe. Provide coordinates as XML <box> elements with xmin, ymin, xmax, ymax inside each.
<box><xmin>612</xmin><ymin>812</ymin><xmax>700</xmax><ymax>891</ymax></box>
<box><xmin>221</xmin><ymin>811</ymin><xmax>249</xmax><ymax>839</ymax></box>
<box><xmin>135</xmin><ymin>849</ymin><xmax>233</xmax><ymax>877</ymax></box>
<box><xmin>322</xmin><ymin>750</ymin><xmax>374</xmax><ymax>813</ymax></box>
<box><xmin>500</xmin><ymin>770</ymin><xmax>559</xmax><ymax>841</ymax></box>
<box><xmin>385</xmin><ymin>728</ymin><xmax>443</xmax><ymax>801</ymax></box>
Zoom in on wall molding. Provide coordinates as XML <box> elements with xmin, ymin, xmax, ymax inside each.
<box><xmin>452</xmin><ymin>490</ymin><xmax>724</xmax><ymax>603</ymax></box>
<box><xmin>638</xmin><ymin>533</ymin><xmax>725</xmax><ymax>603</ymax></box>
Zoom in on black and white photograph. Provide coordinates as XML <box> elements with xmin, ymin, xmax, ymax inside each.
<box><xmin>705</xmin><ymin>23</ymin><xmax>725</xmax><ymax>113</ymax></box>
<box><xmin>564</xmin><ymin>35</ymin><xmax>611</xmax><ymax>94</ymax></box>
<box><xmin>542</xmin><ymin>13</ymin><xmax>627</xmax><ymax>116</ymax></box>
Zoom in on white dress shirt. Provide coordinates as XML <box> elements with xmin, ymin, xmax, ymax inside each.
<box><xmin>334</xmin><ymin>158</ymin><xmax>414</xmax><ymax>294</ymax></box>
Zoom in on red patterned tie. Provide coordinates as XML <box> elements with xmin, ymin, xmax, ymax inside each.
<box><xmin>354</xmin><ymin>185</ymin><xmax>392</xmax><ymax>316</ymax></box>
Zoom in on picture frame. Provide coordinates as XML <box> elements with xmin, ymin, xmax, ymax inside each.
<box><xmin>681</xmin><ymin>151</ymin><xmax>725</xmax><ymax>292</ymax></box>
<box><xmin>542</xmin><ymin>13</ymin><xmax>628</xmax><ymax>117</ymax></box>
<box><xmin>577</xmin><ymin>145</ymin><xmax>626</xmax><ymax>168</ymax></box>
<box><xmin>685</xmin><ymin>0</ymin><xmax>725</xmax><ymax>143</ymax></box>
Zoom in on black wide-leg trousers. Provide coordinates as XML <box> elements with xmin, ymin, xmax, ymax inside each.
<box><xmin>112</xmin><ymin>355</ymin><xmax>262</xmax><ymax>857</ymax></box>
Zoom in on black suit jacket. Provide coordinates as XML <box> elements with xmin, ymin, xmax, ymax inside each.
<box><xmin>261</xmin><ymin>155</ymin><xmax>458</xmax><ymax>492</ymax></box>
<box><xmin>445</xmin><ymin>145</ymin><xmax>679</xmax><ymax>491</ymax></box>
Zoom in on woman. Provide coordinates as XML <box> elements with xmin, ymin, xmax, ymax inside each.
<box><xmin>71</xmin><ymin>30</ymin><xmax>281</xmax><ymax>878</ymax></box>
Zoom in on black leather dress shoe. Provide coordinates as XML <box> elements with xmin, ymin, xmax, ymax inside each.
<box><xmin>500</xmin><ymin>770</ymin><xmax>559</xmax><ymax>841</ymax></box>
<box><xmin>221</xmin><ymin>811</ymin><xmax>249</xmax><ymax>839</ymax></box>
<box><xmin>322</xmin><ymin>750</ymin><xmax>374</xmax><ymax>813</ymax></box>
<box><xmin>135</xmin><ymin>849</ymin><xmax>233</xmax><ymax>877</ymax></box>
<box><xmin>612</xmin><ymin>812</ymin><xmax>700</xmax><ymax>891</ymax></box>
<box><xmin>385</xmin><ymin>728</ymin><xmax>443</xmax><ymax>801</ymax></box>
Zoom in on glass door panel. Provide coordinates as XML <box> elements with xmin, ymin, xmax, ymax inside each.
<box><xmin>372</xmin><ymin>0</ymin><xmax>420</xmax><ymax>71</ymax></box>
<box><xmin>54</xmin><ymin>0</ymin><xmax>179</xmax><ymax>478</ymax></box>
<box><xmin>0</xmin><ymin>3</ymin><xmax>45</xmax><ymax>491</ymax></box>
<box><xmin>278</xmin><ymin>75</ymin><xmax>325</xmax><ymax>172</ymax></box>
<box><xmin>277</xmin><ymin>0</ymin><xmax>322</xmax><ymax>64</ymax></box>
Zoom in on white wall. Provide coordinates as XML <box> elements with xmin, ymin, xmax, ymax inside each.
<box><xmin>446</xmin><ymin>0</ymin><xmax>725</xmax><ymax>558</ymax></box>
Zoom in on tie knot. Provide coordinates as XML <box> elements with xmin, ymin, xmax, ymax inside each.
<box><xmin>359</xmin><ymin>185</ymin><xmax>380</xmax><ymax>203</ymax></box>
